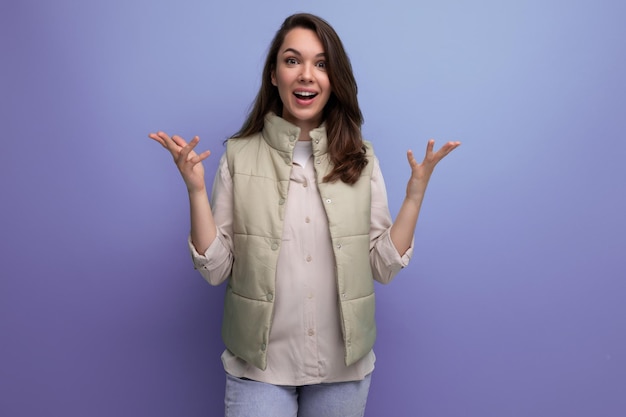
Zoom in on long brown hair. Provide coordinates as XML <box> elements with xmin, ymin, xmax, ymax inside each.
<box><xmin>232</xmin><ymin>13</ymin><xmax>368</xmax><ymax>184</ymax></box>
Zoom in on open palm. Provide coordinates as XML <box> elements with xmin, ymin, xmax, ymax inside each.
<box><xmin>148</xmin><ymin>132</ymin><xmax>211</xmax><ymax>193</ymax></box>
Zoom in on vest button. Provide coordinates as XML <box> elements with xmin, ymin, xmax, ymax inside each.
<box><xmin>271</xmin><ymin>242</ymin><xmax>279</xmax><ymax>250</ymax></box>
<box><xmin>289</xmin><ymin>134</ymin><xmax>296</xmax><ymax>142</ymax></box>
<box><xmin>325</xmin><ymin>199</ymin><xmax>331</xmax><ymax>204</ymax></box>
<box><xmin>336</xmin><ymin>243</ymin><xmax>342</xmax><ymax>249</ymax></box>
<box><xmin>278</xmin><ymin>198</ymin><xmax>285</xmax><ymax>205</ymax></box>
<box><xmin>261</xmin><ymin>343</ymin><xmax>267</xmax><ymax>351</ymax></box>
<box><xmin>267</xmin><ymin>293</ymin><xmax>274</xmax><ymax>301</ymax></box>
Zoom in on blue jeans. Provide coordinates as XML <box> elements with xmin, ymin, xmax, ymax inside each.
<box><xmin>224</xmin><ymin>373</ymin><xmax>372</xmax><ymax>417</ymax></box>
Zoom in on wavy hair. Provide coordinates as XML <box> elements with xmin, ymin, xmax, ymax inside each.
<box><xmin>232</xmin><ymin>13</ymin><xmax>367</xmax><ymax>184</ymax></box>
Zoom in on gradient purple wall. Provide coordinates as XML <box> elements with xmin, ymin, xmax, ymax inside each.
<box><xmin>2</xmin><ymin>1</ymin><xmax>624</xmax><ymax>416</ymax></box>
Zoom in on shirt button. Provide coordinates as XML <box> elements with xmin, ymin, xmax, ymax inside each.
<box><xmin>305</xmin><ymin>217</ymin><xmax>310</xmax><ymax>223</ymax></box>
<box><xmin>302</xmin><ymin>181</ymin><xmax>308</xmax><ymax>188</ymax></box>
<box><xmin>306</xmin><ymin>255</ymin><xmax>312</xmax><ymax>262</ymax></box>
<box><xmin>308</xmin><ymin>329</ymin><xmax>315</xmax><ymax>336</ymax></box>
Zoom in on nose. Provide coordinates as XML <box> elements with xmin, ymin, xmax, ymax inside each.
<box><xmin>299</xmin><ymin>63</ymin><xmax>313</xmax><ymax>83</ymax></box>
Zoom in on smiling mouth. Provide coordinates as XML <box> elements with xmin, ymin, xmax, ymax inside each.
<box><xmin>294</xmin><ymin>91</ymin><xmax>318</xmax><ymax>101</ymax></box>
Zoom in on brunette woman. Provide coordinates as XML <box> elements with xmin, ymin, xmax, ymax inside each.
<box><xmin>149</xmin><ymin>13</ymin><xmax>460</xmax><ymax>417</ymax></box>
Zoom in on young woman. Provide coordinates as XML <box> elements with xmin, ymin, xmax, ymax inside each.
<box><xmin>149</xmin><ymin>12</ymin><xmax>460</xmax><ymax>417</ymax></box>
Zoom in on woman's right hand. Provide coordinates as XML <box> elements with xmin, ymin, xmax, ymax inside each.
<box><xmin>148</xmin><ymin>132</ymin><xmax>211</xmax><ymax>193</ymax></box>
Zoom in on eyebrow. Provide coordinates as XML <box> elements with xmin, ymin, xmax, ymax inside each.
<box><xmin>282</xmin><ymin>47</ymin><xmax>325</xmax><ymax>58</ymax></box>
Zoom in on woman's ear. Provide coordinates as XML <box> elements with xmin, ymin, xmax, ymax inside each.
<box><xmin>271</xmin><ymin>70</ymin><xmax>277</xmax><ymax>86</ymax></box>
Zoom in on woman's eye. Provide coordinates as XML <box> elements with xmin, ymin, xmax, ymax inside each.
<box><xmin>286</xmin><ymin>58</ymin><xmax>298</xmax><ymax>65</ymax></box>
<box><xmin>316</xmin><ymin>61</ymin><xmax>327</xmax><ymax>69</ymax></box>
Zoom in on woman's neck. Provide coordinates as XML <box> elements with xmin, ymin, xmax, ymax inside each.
<box><xmin>281</xmin><ymin>114</ymin><xmax>321</xmax><ymax>141</ymax></box>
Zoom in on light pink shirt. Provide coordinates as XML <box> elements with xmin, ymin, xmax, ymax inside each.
<box><xmin>189</xmin><ymin>144</ymin><xmax>412</xmax><ymax>385</ymax></box>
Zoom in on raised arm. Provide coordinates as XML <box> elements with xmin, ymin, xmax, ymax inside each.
<box><xmin>148</xmin><ymin>132</ymin><xmax>216</xmax><ymax>253</ymax></box>
<box><xmin>390</xmin><ymin>139</ymin><xmax>461</xmax><ymax>255</ymax></box>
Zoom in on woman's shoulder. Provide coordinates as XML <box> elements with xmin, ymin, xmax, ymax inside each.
<box><xmin>226</xmin><ymin>132</ymin><xmax>264</xmax><ymax>149</ymax></box>
<box><xmin>363</xmin><ymin>139</ymin><xmax>375</xmax><ymax>156</ymax></box>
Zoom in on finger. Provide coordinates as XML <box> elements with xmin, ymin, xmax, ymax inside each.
<box><xmin>189</xmin><ymin>149</ymin><xmax>212</xmax><ymax>164</ymax></box>
<box><xmin>148</xmin><ymin>133</ymin><xmax>166</xmax><ymax>147</ymax></box>
<box><xmin>154</xmin><ymin>131</ymin><xmax>178</xmax><ymax>149</ymax></box>
<box><xmin>178</xmin><ymin>136</ymin><xmax>203</xmax><ymax>163</ymax></box>
<box><xmin>171</xmin><ymin>134</ymin><xmax>190</xmax><ymax>148</ymax></box>
<box><xmin>425</xmin><ymin>139</ymin><xmax>435</xmax><ymax>155</ymax></box>
<box><xmin>182</xmin><ymin>135</ymin><xmax>200</xmax><ymax>153</ymax></box>
<box><xmin>433</xmin><ymin>141</ymin><xmax>461</xmax><ymax>162</ymax></box>
<box><xmin>188</xmin><ymin>140</ymin><xmax>212</xmax><ymax>163</ymax></box>
<box><xmin>406</xmin><ymin>150</ymin><xmax>419</xmax><ymax>168</ymax></box>
<box><xmin>438</xmin><ymin>141</ymin><xmax>461</xmax><ymax>155</ymax></box>
<box><xmin>442</xmin><ymin>141</ymin><xmax>461</xmax><ymax>149</ymax></box>
<box><xmin>419</xmin><ymin>139</ymin><xmax>434</xmax><ymax>163</ymax></box>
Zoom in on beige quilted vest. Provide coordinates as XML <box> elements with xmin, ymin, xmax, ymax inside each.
<box><xmin>223</xmin><ymin>114</ymin><xmax>376</xmax><ymax>370</ymax></box>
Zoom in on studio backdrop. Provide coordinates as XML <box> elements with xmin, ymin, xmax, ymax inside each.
<box><xmin>1</xmin><ymin>1</ymin><xmax>624</xmax><ymax>416</ymax></box>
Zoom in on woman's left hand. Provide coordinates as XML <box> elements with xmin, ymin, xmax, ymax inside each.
<box><xmin>390</xmin><ymin>139</ymin><xmax>460</xmax><ymax>255</ymax></box>
<box><xmin>405</xmin><ymin>139</ymin><xmax>461</xmax><ymax>201</ymax></box>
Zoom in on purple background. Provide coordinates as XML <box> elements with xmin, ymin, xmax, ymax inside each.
<box><xmin>2</xmin><ymin>0</ymin><xmax>625</xmax><ymax>416</ymax></box>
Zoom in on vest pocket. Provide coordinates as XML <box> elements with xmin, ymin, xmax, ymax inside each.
<box><xmin>222</xmin><ymin>285</ymin><xmax>273</xmax><ymax>371</ymax></box>
<box><xmin>340</xmin><ymin>292</ymin><xmax>376</xmax><ymax>366</ymax></box>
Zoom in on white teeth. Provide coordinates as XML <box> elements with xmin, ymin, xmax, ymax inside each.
<box><xmin>295</xmin><ymin>91</ymin><xmax>316</xmax><ymax>97</ymax></box>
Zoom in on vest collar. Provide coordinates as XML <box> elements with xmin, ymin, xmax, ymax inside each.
<box><xmin>262</xmin><ymin>113</ymin><xmax>329</xmax><ymax>156</ymax></box>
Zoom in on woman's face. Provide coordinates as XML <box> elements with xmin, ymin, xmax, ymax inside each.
<box><xmin>272</xmin><ymin>27</ymin><xmax>331</xmax><ymax>133</ymax></box>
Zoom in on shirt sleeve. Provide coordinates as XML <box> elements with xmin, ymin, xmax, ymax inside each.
<box><xmin>188</xmin><ymin>153</ymin><xmax>234</xmax><ymax>286</ymax></box>
<box><xmin>369</xmin><ymin>157</ymin><xmax>413</xmax><ymax>284</ymax></box>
